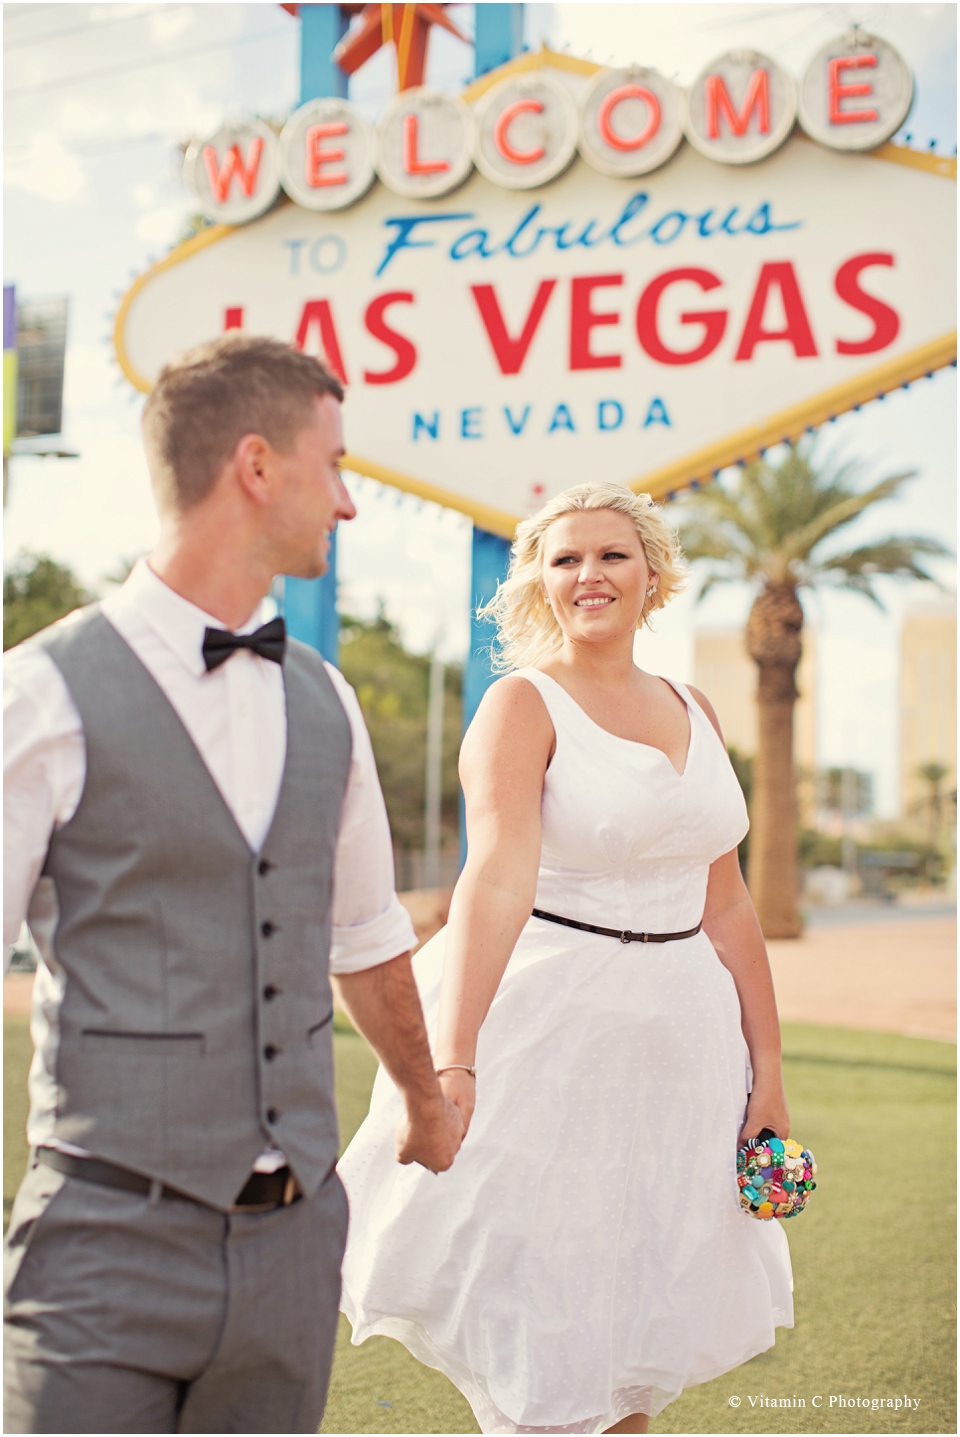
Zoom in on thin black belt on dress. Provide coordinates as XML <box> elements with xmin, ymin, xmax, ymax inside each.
<box><xmin>35</xmin><ymin>1147</ymin><xmax>302</xmax><ymax>1213</ymax></box>
<box><xmin>531</xmin><ymin>909</ymin><xmax>703</xmax><ymax>945</ymax></box>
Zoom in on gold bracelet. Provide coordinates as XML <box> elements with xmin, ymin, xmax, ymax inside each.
<box><xmin>436</xmin><ymin>1064</ymin><xmax>476</xmax><ymax>1078</ymax></box>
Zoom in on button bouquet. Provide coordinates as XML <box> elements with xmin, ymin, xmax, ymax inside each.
<box><xmin>737</xmin><ymin>1128</ymin><xmax>817</xmax><ymax>1220</ymax></box>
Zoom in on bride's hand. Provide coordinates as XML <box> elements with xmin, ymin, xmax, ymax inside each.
<box><xmin>739</xmin><ymin>1080</ymin><xmax>790</xmax><ymax>1145</ymax></box>
<box><xmin>395</xmin><ymin>1091</ymin><xmax>464</xmax><ymax>1172</ymax></box>
<box><xmin>438</xmin><ymin>1069</ymin><xmax>477</xmax><ymax>1137</ymax></box>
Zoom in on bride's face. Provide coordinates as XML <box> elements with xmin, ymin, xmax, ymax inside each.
<box><xmin>541</xmin><ymin>509</ymin><xmax>656</xmax><ymax>646</ymax></box>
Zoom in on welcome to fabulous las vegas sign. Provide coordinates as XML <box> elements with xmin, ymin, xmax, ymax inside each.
<box><xmin>115</xmin><ymin>34</ymin><xmax>956</xmax><ymax>537</ymax></box>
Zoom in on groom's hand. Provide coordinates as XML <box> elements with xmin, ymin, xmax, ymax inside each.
<box><xmin>395</xmin><ymin>1092</ymin><xmax>464</xmax><ymax>1173</ymax></box>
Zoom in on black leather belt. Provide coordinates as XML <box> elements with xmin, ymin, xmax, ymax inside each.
<box><xmin>36</xmin><ymin>1147</ymin><xmax>302</xmax><ymax>1213</ymax></box>
<box><xmin>532</xmin><ymin>909</ymin><xmax>703</xmax><ymax>945</ymax></box>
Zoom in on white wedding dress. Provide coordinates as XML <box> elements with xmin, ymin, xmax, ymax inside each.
<box><xmin>339</xmin><ymin>670</ymin><xmax>794</xmax><ymax>1434</ymax></box>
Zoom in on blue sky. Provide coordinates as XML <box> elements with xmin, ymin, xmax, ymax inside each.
<box><xmin>4</xmin><ymin>2</ymin><xmax>956</xmax><ymax>816</ymax></box>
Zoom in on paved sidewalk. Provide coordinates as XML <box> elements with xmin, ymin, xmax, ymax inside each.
<box><xmin>767</xmin><ymin>916</ymin><xmax>956</xmax><ymax>1040</ymax></box>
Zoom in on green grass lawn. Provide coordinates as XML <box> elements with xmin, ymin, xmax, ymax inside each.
<box><xmin>5</xmin><ymin>1015</ymin><xmax>955</xmax><ymax>1434</ymax></box>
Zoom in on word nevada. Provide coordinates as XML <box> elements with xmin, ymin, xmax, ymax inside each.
<box><xmin>185</xmin><ymin>33</ymin><xmax>913</xmax><ymax>224</ymax></box>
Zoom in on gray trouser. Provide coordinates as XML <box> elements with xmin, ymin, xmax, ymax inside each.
<box><xmin>3</xmin><ymin>1156</ymin><xmax>349</xmax><ymax>1434</ymax></box>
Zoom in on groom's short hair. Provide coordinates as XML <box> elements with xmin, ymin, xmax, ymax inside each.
<box><xmin>142</xmin><ymin>334</ymin><xmax>344</xmax><ymax>511</ymax></box>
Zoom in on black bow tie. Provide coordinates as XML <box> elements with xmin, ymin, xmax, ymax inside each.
<box><xmin>202</xmin><ymin>617</ymin><xmax>286</xmax><ymax>672</ymax></box>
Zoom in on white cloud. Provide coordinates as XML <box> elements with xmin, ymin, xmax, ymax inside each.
<box><xmin>4</xmin><ymin>133</ymin><xmax>88</xmax><ymax>204</ymax></box>
<box><xmin>135</xmin><ymin>201</ymin><xmax>190</xmax><ymax>248</ymax></box>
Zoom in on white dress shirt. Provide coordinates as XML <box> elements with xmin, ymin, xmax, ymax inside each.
<box><xmin>4</xmin><ymin>559</ymin><xmax>417</xmax><ymax>1161</ymax></box>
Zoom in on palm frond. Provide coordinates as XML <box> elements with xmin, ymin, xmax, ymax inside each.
<box><xmin>811</xmin><ymin>536</ymin><xmax>954</xmax><ymax>606</ymax></box>
<box><xmin>779</xmin><ymin>471</ymin><xmax>917</xmax><ymax>565</ymax></box>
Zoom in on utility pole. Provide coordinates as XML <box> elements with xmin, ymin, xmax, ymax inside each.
<box><xmin>424</xmin><ymin>650</ymin><xmax>445</xmax><ymax>888</ymax></box>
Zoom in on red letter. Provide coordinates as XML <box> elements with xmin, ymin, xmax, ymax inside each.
<box><xmin>470</xmin><ymin>280</ymin><xmax>557</xmax><ymax>375</ymax></box>
<box><xmin>636</xmin><ymin>269</ymin><xmax>727</xmax><ymax>366</ymax></box>
<box><xmin>829</xmin><ymin>55</ymin><xmax>879</xmax><ymax>125</ymax></box>
<box><xmin>305</xmin><ymin>123</ymin><xmax>348</xmax><ymax>188</ymax></box>
<box><xmin>570</xmin><ymin>275</ymin><xmax>623</xmax><ymax>370</ymax></box>
<box><xmin>834</xmin><ymin>253</ymin><xmax>899</xmax><ymax>355</ymax></box>
<box><xmin>402</xmin><ymin>114</ymin><xmax>450</xmax><ymax>176</ymax></box>
<box><xmin>705</xmin><ymin>69</ymin><xmax>770</xmax><ymax>139</ymax></box>
<box><xmin>202</xmin><ymin>139</ymin><xmax>264</xmax><ymax>201</ymax></box>
<box><xmin>598</xmin><ymin>86</ymin><xmax>661</xmax><ymax>151</ymax></box>
<box><xmin>493</xmin><ymin>100</ymin><xmax>545</xmax><ymax>165</ymax></box>
<box><xmin>363</xmin><ymin>292</ymin><xmax>417</xmax><ymax>384</ymax></box>
<box><xmin>735</xmin><ymin>262</ymin><xmax>818</xmax><ymax>361</ymax></box>
<box><xmin>224</xmin><ymin>307</ymin><xmax>243</xmax><ymax>330</ymax></box>
<box><xmin>295</xmin><ymin>300</ymin><xmax>348</xmax><ymax>384</ymax></box>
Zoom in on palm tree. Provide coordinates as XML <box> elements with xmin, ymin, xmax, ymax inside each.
<box><xmin>676</xmin><ymin>442</ymin><xmax>951</xmax><ymax>939</ymax></box>
<box><xmin>915</xmin><ymin>761</ymin><xmax>951</xmax><ymax>847</ymax></box>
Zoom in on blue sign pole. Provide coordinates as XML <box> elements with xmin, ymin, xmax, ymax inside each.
<box><xmin>282</xmin><ymin>3</ymin><xmax>349</xmax><ymax>662</ymax></box>
<box><xmin>460</xmin><ymin>4</ymin><xmax>524</xmax><ymax>860</ymax></box>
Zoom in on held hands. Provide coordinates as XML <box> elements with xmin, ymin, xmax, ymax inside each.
<box><xmin>738</xmin><ymin>1077</ymin><xmax>790</xmax><ymax>1145</ymax></box>
<box><xmin>395</xmin><ymin>1090</ymin><xmax>465</xmax><ymax>1173</ymax></box>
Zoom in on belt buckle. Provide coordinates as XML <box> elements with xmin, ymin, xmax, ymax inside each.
<box><xmin>282</xmin><ymin>1172</ymin><xmax>298</xmax><ymax>1206</ymax></box>
<box><xmin>620</xmin><ymin>930</ymin><xmax>631</xmax><ymax>944</ymax></box>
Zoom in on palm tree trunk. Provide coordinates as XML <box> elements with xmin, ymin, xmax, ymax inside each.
<box><xmin>746</xmin><ymin>584</ymin><xmax>804</xmax><ymax>939</ymax></box>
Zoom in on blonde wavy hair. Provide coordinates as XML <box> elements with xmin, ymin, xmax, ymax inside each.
<box><xmin>480</xmin><ymin>482</ymin><xmax>686</xmax><ymax>672</ymax></box>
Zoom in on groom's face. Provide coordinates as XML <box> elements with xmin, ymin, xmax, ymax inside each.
<box><xmin>269</xmin><ymin>394</ymin><xmax>357</xmax><ymax>578</ymax></box>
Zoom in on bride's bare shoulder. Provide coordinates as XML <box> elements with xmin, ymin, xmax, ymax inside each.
<box><xmin>474</xmin><ymin>671</ymin><xmax>553</xmax><ymax>726</ymax></box>
<box><xmin>461</xmin><ymin>672</ymin><xmax>555</xmax><ymax>760</ymax></box>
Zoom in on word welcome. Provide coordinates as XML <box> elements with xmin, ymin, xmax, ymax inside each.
<box><xmin>184</xmin><ymin>36</ymin><xmax>912</xmax><ymax>223</ymax></box>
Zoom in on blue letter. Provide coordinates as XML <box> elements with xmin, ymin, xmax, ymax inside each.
<box><xmin>548</xmin><ymin>403</ymin><xmax>576</xmax><ymax>434</ymax></box>
<box><xmin>451</xmin><ymin>229</ymin><xmax>493</xmax><ymax>260</ymax></box>
<box><xmin>284</xmin><ymin>238</ymin><xmax>308</xmax><ymax>275</ymax></box>
<box><xmin>461</xmin><ymin>407</ymin><xmax>483</xmax><ymax>439</ymax></box>
<box><xmin>503</xmin><ymin>405</ymin><xmax>531</xmax><ymax>436</ymax></box>
<box><xmin>502</xmin><ymin>205</ymin><xmax>542</xmax><ymax>258</ymax></box>
<box><xmin>597</xmin><ymin>400</ymin><xmax>623</xmax><ymax>431</ymax></box>
<box><xmin>376</xmin><ymin>213</ymin><xmax>474</xmax><ymax>277</ymax></box>
<box><xmin>413</xmin><ymin>412</ymin><xmax>440</xmax><ymax>440</ymax></box>
<box><xmin>643</xmin><ymin>398</ymin><xmax>671</xmax><ymax>428</ymax></box>
<box><xmin>745</xmin><ymin>202</ymin><xmax>801</xmax><ymax>235</ymax></box>
<box><xmin>650</xmin><ymin>212</ymin><xmax>686</xmax><ymax>245</ymax></box>
<box><xmin>609</xmin><ymin>192</ymin><xmax>650</xmax><ymax>246</ymax></box>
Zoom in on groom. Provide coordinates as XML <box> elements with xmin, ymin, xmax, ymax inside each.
<box><xmin>3</xmin><ymin>334</ymin><xmax>464</xmax><ymax>1433</ymax></box>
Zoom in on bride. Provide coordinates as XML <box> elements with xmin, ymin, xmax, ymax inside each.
<box><xmin>336</xmin><ymin>482</ymin><xmax>794</xmax><ymax>1434</ymax></box>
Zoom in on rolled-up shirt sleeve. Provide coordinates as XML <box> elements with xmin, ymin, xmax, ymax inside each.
<box><xmin>325</xmin><ymin>664</ymin><xmax>417</xmax><ymax>974</ymax></box>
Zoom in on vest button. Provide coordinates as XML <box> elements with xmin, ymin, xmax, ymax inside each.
<box><xmin>261</xmin><ymin>921</ymin><xmax>276</xmax><ymax>938</ymax></box>
<box><xmin>263</xmin><ymin>984</ymin><xmax>279</xmax><ymax>1001</ymax></box>
<box><xmin>266</xmin><ymin>1107</ymin><xmax>279</xmax><ymax>1124</ymax></box>
<box><xmin>263</xmin><ymin>1044</ymin><xmax>278</xmax><ymax>1061</ymax></box>
<box><xmin>258</xmin><ymin>859</ymin><xmax>271</xmax><ymax>876</ymax></box>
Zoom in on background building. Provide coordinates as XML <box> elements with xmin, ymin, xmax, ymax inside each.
<box><xmin>899</xmin><ymin>596</ymin><xmax>957</xmax><ymax>836</ymax></box>
<box><xmin>694</xmin><ymin>627</ymin><xmax>817</xmax><ymax>824</ymax></box>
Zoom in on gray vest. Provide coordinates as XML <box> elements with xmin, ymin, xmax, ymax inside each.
<box><xmin>38</xmin><ymin>608</ymin><xmax>353</xmax><ymax>1210</ymax></box>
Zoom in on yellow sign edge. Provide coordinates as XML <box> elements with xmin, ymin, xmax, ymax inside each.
<box><xmin>634</xmin><ymin>331</ymin><xmax>958</xmax><ymax>503</ymax></box>
<box><xmin>340</xmin><ymin>331</ymin><xmax>957</xmax><ymax>536</ymax></box>
<box><xmin>340</xmin><ymin>454</ymin><xmax>521</xmax><ymax>537</ymax></box>
<box><xmin>114</xmin><ymin>221</ymin><xmax>239</xmax><ymax>393</ymax></box>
